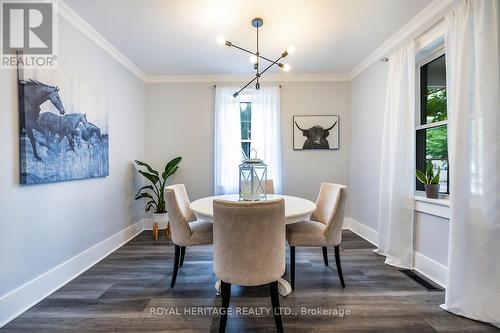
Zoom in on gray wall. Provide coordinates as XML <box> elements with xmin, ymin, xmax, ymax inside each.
<box><xmin>349</xmin><ymin>62</ymin><xmax>388</xmax><ymax>230</ymax></box>
<box><xmin>280</xmin><ymin>82</ymin><xmax>351</xmax><ymax>201</ymax></box>
<box><xmin>414</xmin><ymin>212</ymin><xmax>449</xmax><ymax>266</ymax></box>
<box><xmin>0</xmin><ymin>17</ymin><xmax>146</xmax><ymax>296</ymax></box>
<box><xmin>145</xmin><ymin>81</ymin><xmax>351</xmax><ymax>203</ymax></box>
<box><xmin>349</xmin><ymin>59</ymin><xmax>450</xmax><ymax>272</ymax></box>
<box><xmin>145</xmin><ymin>83</ymin><xmax>214</xmax><ymax>201</ymax></box>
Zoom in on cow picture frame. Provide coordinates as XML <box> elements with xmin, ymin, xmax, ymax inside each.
<box><xmin>293</xmin><ymin>115</ymin><xmax>339</xmax><ymax>150</ymax></box>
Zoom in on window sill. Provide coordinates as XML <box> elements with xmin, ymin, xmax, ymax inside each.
<box><xmin>414</xmin><ymin>192</ymin><xmax>450</xmax><ymax>219</ymax></box>
<box><xmin>414</xmin><ymin>192</ymin><xmax>450</xmax><ymax>206</ymax></box>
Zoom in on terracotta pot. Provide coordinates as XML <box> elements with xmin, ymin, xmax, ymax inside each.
<box><xmin>424</xmin><ymin>184</ymin><xmax>440</xmax><ymax>199</ymax></box>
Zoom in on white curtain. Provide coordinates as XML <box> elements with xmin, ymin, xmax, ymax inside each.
<box><xmin>441</xmin><ymin>0</ymin><xmax>500</xmax><ymax>327</ymax></box>
<box><xmin>374</xmin><ymin>41</ymin><xmax>416</xmax><ymax>269</ymax></box>
<box><xmin>214</xmin><ymin>87</ymin><xmax>241</xmax><ymax>195</ymax></box>
<box><xmin>251</xmin><ymin>86</ymin><xmax>282</xmax><ymax>193</ymax></box>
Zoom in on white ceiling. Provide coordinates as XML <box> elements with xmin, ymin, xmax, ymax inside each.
<box><xmin>64</xmin><ymin>0</ymin><xmax>432</xmax><ymax>76</ymax></box>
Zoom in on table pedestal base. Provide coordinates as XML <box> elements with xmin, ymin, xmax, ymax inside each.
<box><xmin>215</xmin><ymin>280</ymin><xmax>221</xmax><ymax>295</ymax></box>
<box><xmin>277</xmin><ymin>278</ymin><xmax>292</xmax><ymax>296</ymax></box>
<box><xmin>214</xmin><ymin>278</ymin><xmax>292</xmax><ymax>296</ymax></box>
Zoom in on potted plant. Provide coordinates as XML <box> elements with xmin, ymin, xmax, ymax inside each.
<box><xmin>134</xmin><ymin>157</ymin><xmax>182</xmax><ymax>240</ymax></box>
<box><xmin>416</xmin><ymin>161</ymin><xmax>440</xmax><ymax>199</ymax></box>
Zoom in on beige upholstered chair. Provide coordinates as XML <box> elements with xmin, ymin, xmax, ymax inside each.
<box><xmin>286</xmin><ymin>183</ymin><xmax>347</xmax><ymax>289</ymax></box>
<box><xmin>265</xmin><ymin>179</ymin><xmax>275</xmax><ymax>195</ymax></box>
<box><xmin>165</xmin><ymin>184</ymin><xmax>213</xmax><ymax>288</ymax></box>
<box><xmin>213</xmin><ymin>199</ymin><xmax>285</xmax><ymax>333</ymax></box>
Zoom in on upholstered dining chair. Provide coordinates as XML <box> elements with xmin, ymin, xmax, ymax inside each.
<box><xmin>266</xmin><ymin>179</ymin><xmax>275</xmax><ymax>195</ymax></box>
<box><xmin>213</xmin><ymin>199</ymin><xmax>285</xmax><ymax>333</ymax></box>
<box><xmin>286</xmin><ymin>183</ymin><xmax>347</xmax><ymax>290</ymax></box>
<box><xmin>165</xmin><ymin>184</ymin><xmax>213</xmax><ymax>288</ymax></box>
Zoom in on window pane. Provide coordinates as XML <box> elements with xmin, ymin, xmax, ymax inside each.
<box><xmin>420</xmin><ymin>55</ymin><xmax>447</xmax><ymax>125</ymax></box>
<box><xmin>416</xmin><ymin>125</ymin><xmax>449</xmax><ymax>193</ymax></box>
<box><xmin>241</xmin><ymin>121</ymin><xmax>251</xmax><ymax>140</ymax></box>
<box><xmin>426</xmin><ymin>89</ymin><xmax>447</xmax><ymax>123</ymax></box>
<box><xmin>240</xmin><ymin>102</ymin><xmax>251</xmax><ymax>122</ymax></box>
<box><xmin>241</xmin><ymin>142</ymin><xmax>251</xmax><ymax>159</ymax></box>
<box><xmin>240</xmin><ymin>102</ymin><xmax>252</xmax><ymax>159</ymax></box>
<box><xmin>433</xmin><ymin>159</ymin><xmax>449</xmax><ymax>194</ymax></box>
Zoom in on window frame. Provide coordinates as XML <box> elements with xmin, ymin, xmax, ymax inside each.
<box><xmin>415</xmin><ymin>41</ymin><xmax>450</xmax><ymax>195</ymax></box>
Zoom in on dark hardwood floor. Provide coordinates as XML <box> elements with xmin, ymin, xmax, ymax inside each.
<box><xmin>3</xmin><ymin>230</ymin><xmax>498</xmax><ymax>332</ymax></box>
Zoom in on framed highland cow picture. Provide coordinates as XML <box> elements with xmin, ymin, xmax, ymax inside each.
<box><xmin>17</xmin><ymin>68</ymin><xmax>109</xmax><ymax>184</ymax></box>
<box><xmin>293</xmin><ymin>115</ymin><xmax>339</xmax><ymax>150</ymax></box>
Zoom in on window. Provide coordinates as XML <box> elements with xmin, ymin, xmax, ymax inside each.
<box><xmin>416</xmin><ymin>54</ymin><xmax>449</xmax><ymax>193</ymax></box>
<box><xmin>240</xmin><ymin>102</ymin><xmax>251</xmax><ymax>159</ymax></box>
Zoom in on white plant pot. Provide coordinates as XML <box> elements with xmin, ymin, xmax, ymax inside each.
<box><xmin>153</xmin><ymin>212</ymin><xmax>169</xmax><ymax>230</ymax></box>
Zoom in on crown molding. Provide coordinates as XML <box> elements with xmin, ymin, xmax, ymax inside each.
<box><xmin>56</xmin><ymin>0</ymin><xmax>458</xmax><ymax>84</ymax></box>
<box><xmin>57</xmin><ymin>0</ymin><xmax>147</xmax><ymax>82</ymax></box>
<box><xmin>145</xmin><ymin>74</ymin><xmax>351</xmax><ymax>83</ymax></box>
<box><xmin>348</xmin><ymin>0</ymin><xmax>457</xmax><ymax>80</ymax></box>
<box><xmin>54</xmin><ymin>1</ymin><xmax>350</xmax><ymax>85</ymax></box>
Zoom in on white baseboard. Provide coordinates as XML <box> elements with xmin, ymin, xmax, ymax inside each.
<box><xmin>344</xmin><ymin>218</ymin><xmax>447</xmax><ymax>288</ymax></box>
<box><xmin>0</xmin><ymin>220</ymin><xmax>145</xmax><ymax>328</ymax></box>
<box><xmin>413</xmin><ymin>251</ymin><xmax>447</xmax><ymax>288</ymax></box>
<box><xmin>344</xmin><ymin>218</ymin><xmax>379</xmax><ymax>246</ymax></box>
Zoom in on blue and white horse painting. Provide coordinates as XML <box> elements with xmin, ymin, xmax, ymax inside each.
<box><xmin>18</xmin><ymin>79</ymin><xmax>109</xmax><ymax>184</ymax></box>
<box><xmin>19</xmin><ymin>80</ymin><xmax>65</xmax><ymax>161</ymax></box>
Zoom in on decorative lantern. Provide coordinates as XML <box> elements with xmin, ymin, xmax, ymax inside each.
<box><xmin>239</xmin><ymin>149</ymin><xmax>267</xmax><ymax>201</ymax></box>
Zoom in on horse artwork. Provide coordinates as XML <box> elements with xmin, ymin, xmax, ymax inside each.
<box><xmin>293</xmin><ymin>115</ymin><xmax>339</xmax><ymax>150</ymax></box>
<box><xmin>18</xmin><ymin>76</ymin><xmax>109</xmax><ymax>184</ymax></box>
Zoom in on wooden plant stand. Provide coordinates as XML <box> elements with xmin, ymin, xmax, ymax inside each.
<box><xmin>153</xmin><ymin>223</ymin><xmax>171</xmax><ymax>241</ymax></box>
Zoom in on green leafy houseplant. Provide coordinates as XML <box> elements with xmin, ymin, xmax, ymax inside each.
<box><xmin>134</xmin><ymin>157</ymin><xmax>182</xmax><ymax>213</ymax></box>
<box><xmin>416</xmin><ymin>161</ymin><xmax>440</xmax><ymax>199</ymax></box>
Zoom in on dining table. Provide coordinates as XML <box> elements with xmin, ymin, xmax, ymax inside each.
<box><xmin>190</xmin><ymin>194</ymin><xmax>317</xmax><ymax>296</ymax></box>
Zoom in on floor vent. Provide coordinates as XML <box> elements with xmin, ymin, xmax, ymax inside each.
<box><xmin>400</xmin><ymin>269</ymin><xmax>444</xmax><ymax>292</ymax></box>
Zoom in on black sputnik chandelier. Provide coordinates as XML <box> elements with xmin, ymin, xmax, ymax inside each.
<box><xmin>217</xmin><ymin>18</ymin><xmax>295</xmax><ymax>98</ymax></box>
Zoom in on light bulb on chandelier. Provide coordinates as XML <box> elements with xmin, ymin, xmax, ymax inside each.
<box><xmin>216</xmin><ymin>36</ymin><xmax>226</xmax><ymax>45</ymax></box>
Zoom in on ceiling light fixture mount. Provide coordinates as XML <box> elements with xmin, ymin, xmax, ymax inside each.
<box><xmin>217</xmin><ymin>18</ymin><xmax>294</xmax><ymax>98</ymax></box>
<box><xmin>251</xmin><ymin>17</ymin><xmax>263</xmax><ymax>28</ymax></box>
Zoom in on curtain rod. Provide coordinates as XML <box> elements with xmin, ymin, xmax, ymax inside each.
<box><xmin>212</xmin><ymin>84</ymin><xmax>283</xmax><ymax>88</ymax></box>
<box><xmin>415</xmin><ymin>17</ymin><xmax>444</xmax><ymax>40</ymax></box>
<box><xmin>381</xmin><ymin>17</ymin><xmax>445</xmax><ymax>62</ymax></box>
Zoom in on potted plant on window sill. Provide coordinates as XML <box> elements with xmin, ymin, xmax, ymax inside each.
<box><xmin>134</xmin><ymin>157</ymin><xmax>182</xmax><ymax>240</ymax></box>
<box><xmin>416</xmin><ymin>161</ymin><xmax>440</xmax><ymax>199</ymax></box>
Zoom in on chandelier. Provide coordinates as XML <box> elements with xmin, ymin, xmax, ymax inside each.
<box><xmin>216</xmin><ymin>18</ymin><xmax>295</xmax><ymax>98</ymax></box>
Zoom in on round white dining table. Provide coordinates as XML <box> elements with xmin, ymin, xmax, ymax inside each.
<box><xmin>190</xmin><ymin>194</ymin><xmax>316</xmax><ymax>224</ymax></box>
<box><xmin>190</xmin><ymin>194</ymin><xmax>316</xmax><ymax>296</ymax></box>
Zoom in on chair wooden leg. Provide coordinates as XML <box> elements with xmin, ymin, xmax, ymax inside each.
<box><xmin>180</xmin><ymin>246</ymin><xmax>186</xmax><ymax>267</ymax></box>
<box><xmin>334</xmin><ymin>245</ymin><xmax>346</xmax><ymax>288</ymax></box>
<box><xmin>290</xmin><ymin>246</ymin><xmax>295</xmax><ymax>290</ymax></box>
<box><xmin>219</xmin><ymin>281</ymin><xmax>231</xmax><ymax>333</ymax></box>
<box><xmin>322</xmin><ymin>246</ymin><xmax>329</xmax><ymax>266</ymax></box>
<box><xmin>170</xmin><ymin>245</ymin><xmax>180</xmax><ymax>288</ymax></box>
<box><xmin>153</xmin><ymin>223</ymin><xmax>158</xmax><ymax>241</ymax></box>
<box><xmin>269</xmin><ymin>281</ymin><xmax>284</xmax><ymax>333</ymax></box>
